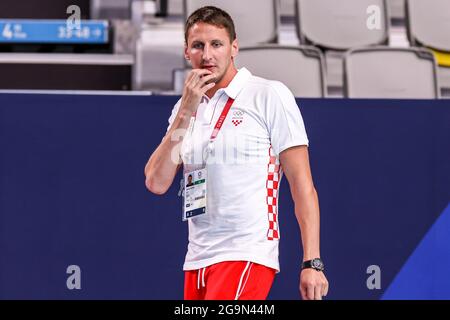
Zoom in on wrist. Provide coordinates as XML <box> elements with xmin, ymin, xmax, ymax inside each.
<box><xmin>301</xmin><ymin>258</ymin><xmax>324</xmax><ymax>272</ymax></box>
<box><xmin>178</xmin><ymin>108</ymin><xmax>194</xmax><ymax>120</ymax></box>
<box><xmin>302</xmin><ymin>253</ymin><xmax>321</xmax><ymax>262</ymax></box>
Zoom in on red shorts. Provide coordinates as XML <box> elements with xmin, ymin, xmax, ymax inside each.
<box><xmin>184</xmin><ymin>261</ymin><xmax>276</xmax><ymax>300</ymax></box>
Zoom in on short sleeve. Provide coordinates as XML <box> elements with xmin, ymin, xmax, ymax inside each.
<box><xmin>266</xmin><ymin>81</ymin><xmax>309</xmax><ymax>156</ymax></box>
<box><xmin>166</xmin><ymin>98</ymin><xmax>182</xmax><ymax>133</ymax></box>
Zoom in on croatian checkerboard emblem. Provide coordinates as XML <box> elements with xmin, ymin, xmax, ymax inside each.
<box><xmin>231</xmin><ymin>110</ymin><xmax>244</xmax><ymax>126</ymax></box>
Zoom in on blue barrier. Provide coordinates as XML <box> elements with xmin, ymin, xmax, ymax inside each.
<box><xmin>0</xmin><ymin>93</ymin><xmax>449</xmax><ymax>299</ymax></box>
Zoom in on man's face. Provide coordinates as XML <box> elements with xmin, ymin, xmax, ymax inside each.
<box><xmin>185</xmin><ymin>22</ymin><xmax>238</xmax><ymax>84</ymax></box>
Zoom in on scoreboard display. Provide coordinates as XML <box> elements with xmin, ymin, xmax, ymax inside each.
<box><xmin>0</xmin><ymin>20</ymin><xmax>109</xmax><ymax>44</ymax></box>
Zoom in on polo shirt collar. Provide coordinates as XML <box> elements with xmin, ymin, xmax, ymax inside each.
<box><xmin>223</xmin><ymin>67</ymin><xmax>252</xmax><ymax>99</ymax></box>
<box><xmin>202</xmin><ymin>67</ymin><xmax>252</xmax><ymax>103</ymax></box>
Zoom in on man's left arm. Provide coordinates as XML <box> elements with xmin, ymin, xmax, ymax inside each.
<box><xmin>279</xmin><ymin>145</ymin><xmax>329</xmax><ymax>300</ymax></box>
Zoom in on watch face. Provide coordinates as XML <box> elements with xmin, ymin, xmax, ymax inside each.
<box><xmin>312</xmin><ymin>259</ymin><xmax>324</xmax><ymax>270</ymax></box>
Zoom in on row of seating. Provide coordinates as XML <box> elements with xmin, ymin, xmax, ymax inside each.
<box><xmin>140</xmin><ymin>0</ymin><xmax>447</xmax><ymax>54</ymax></box>
<box><xmin>91</xmin><ymin>0</ymin><xmax>411</xmax><ymax>25</ymax></box>
<box><xmin>234</xmin><ymin>45</ymin><xmax>439</xmax><ymax>98</ymax></box>
<box><xmin>133</xmin><ymin>0</ymin><xmax>449</xmax><ymax>98</ymax></box>
<box><xmin>183</xmin><ymin>0</ymin><xmax>450</xmax><ymax>69</ymax></box>
<box><xmin>0</xmin><ymin>0</ymin><xmax>443</xmax><ymax>97</ymax></box>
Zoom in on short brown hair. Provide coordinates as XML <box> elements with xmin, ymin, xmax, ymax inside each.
<box><xmin>184</xmin><ymin>6</ymin><xmax>236</xmax><ymax>44</ymax></box>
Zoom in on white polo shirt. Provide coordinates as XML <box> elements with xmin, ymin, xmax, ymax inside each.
<box><xmin>166</xmin><ymin>68</ymin><xmax>309</xmax><ymax>272</ymax></box>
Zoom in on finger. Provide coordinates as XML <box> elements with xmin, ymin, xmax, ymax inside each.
<box><xmin>192</xmin><ymin>68</ymin><xmax>212</xmax><ymax>79</ymax></box>
<box><xmin>320</xmin><ymin>281</ymin><xmax>325</xmax><ymax>297</ymax></box>
<box><xmin>323</xmin><ymin>280</ymin><xmax>329</xmax><ymax>297</ymax></box>
<box><xmin>184</xmin><ymin>70</ymin><xmax>198</xmax><ymax>85</ymax></box>
<box><xmin>185</xmin><ymin>72</ymin><xmax>201</xmax><ymax>87</ymax></box>
<box><xmin>307</xmin><ymin>285</ymin><xmax>315</xmax><ymax>300</ymax></box>
<box><xmin>200</xmin><ymin>82</ymin><xmax>216</xmax><ymax>93</ymax></box>
<box><xmin>314</xmin><ymin>286</ymin><xmax>322</xmax><ymax>300</ymax></box>
<box><xmin>300</xmin><ymin>284</ymin><xmax>307</xmax><ymax>300</ymax></box>
<box><xmin>186</xmin><ymin>69</ymin><xmax>211</xmax><ymax>86</ymax></box>
<box><xmin>197</xmin><ymin>74</ymin><xmax>216</xmax><ymax>88</ymax></box>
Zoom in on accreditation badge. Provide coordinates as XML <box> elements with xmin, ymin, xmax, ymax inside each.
<box><xmin>183</xmin><ymin>168</ymin><xmax>207</xmax><ymax>220</ymax></box>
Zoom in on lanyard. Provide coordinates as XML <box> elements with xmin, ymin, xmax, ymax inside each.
<box><xmin>210</xmin><ymin>97</ymin><xmax>234</xmax><ymax>142</ymax></box>
<box><xmin>186</xmin><ymin>97</ymin><xmax>235</xmax><ymax>163</ymax></box>
<box><xmin>187</xmin><ymin>97</ymin><xmax>235</xmax><ymax>141</ymax></box>
<box><xmin>179</xmin><ymin>97</ymin><xmax>234</xmax><ymax>197</ymax></box>
<box><xmin>205</xmin><ymin>97</ymin><xmax>234</xmax><ymax>161</ymax></box>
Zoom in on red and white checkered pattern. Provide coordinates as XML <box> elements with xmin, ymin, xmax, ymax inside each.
<box><xmin>266</xmin><ymin>146</ymin><xmax>281</xmax><ymax>240</ymax></box>
<box><xmin>232</xmin><ymin>119</ymin><xmax>243</xmax><ymax>126</ymax></box>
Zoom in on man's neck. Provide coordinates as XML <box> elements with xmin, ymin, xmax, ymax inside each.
<box><xmin>205</xmin><ymin>65</ymin><xmax>238</xmax><ymax>99</ymax></box>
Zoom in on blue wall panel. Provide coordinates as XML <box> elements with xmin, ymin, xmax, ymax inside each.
<box><xmin>0</xmin><ymin>94</ymin><xmax>449</xmax><ymax>299</ymax></box>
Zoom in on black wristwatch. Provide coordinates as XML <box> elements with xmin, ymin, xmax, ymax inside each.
<box><xmin>302</xmin><ymin>258</ymin><xmax>325</xmax><ymax>272</ymax></box>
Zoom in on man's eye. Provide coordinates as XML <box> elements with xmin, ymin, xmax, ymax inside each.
<box><xmin>212</xmin><ymin>42</ymin><xmax>222</xmax><ymax>47</ymax></box>
<box><xmin>193</xmin><ymin>43</ymin><xmax>203</xmax><ymax>49</ymax></box>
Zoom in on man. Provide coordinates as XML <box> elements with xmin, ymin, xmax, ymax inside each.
<box><xmin>186</xmin><ymin>174</ymin><xmax>194</xmax><ymax>187</ymax></box>
<box><xmin>144</xmin><ymin>6</ymin><xmax>328</xmax><ymax>300</ymax></box>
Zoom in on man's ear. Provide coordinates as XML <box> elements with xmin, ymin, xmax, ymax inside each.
<box><xmin>231</xmin><ymin>39</ymin><xmax>239</xmax><ymax>58</ymax></box>
<box><xmin>184</xmin><ymin>44</ymin><xmax>190</xmax><ymax>61</ymax></box>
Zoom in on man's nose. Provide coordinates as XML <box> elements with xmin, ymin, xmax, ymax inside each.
<box><xmin>202</xmin><ymin>44</ymin><xmax>212</xmax><ymax>61</ymax></box>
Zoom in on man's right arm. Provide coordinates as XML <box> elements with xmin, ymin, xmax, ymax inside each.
<box><xmin>144</xmin><ymin>69</ymin><xmax>216</xmax><ymax>195</ymax></box>
<box><xmin>144</xmin><ymin>107</ymin><xmax>196</xmax><ymax>194</ymax></box>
